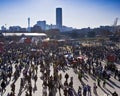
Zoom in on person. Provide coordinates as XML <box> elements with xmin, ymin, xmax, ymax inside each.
<box><xmin>93</xmin><ymin>83</ymin><xmax>98</xmax><ymax>96</ymax></box>
<box><xmin>42</xmin><ymin>85</ymin><xmax>47</xmax><ymax>96</ymax></box>
<box><xmin>114</xmin><ymin>69</ymin><xmax>118</xmax><ymax>79</ymax></box>
<box><xmin>118</xmin><ymin>71</ymin><xmax>120</xmax><ymax>81</ymax></box>
<box><xmin>83</xmin><ymin>85</ymin><xmax>87</xmax><ymax>96</ymax></box>
<box><xmin>97</xmin><ymin>77</ymin><xmax>101</xmax><ymax>87</ymax></box>
<box><xmin>9</xmin><ymin>91</ymin><xmax>15</xmax><ymax>96</ymax></box>
<box><xmin>59</xmin><ymin>73</ymin><xmax>62</xmax><ymax>81</ymax></box>
<box><xmin>20</xmin><ymin>78</ymin><xmax>24</xmax><ymax>90</ymax></box>
<box><xmin>112</xmin><ymin>91</ymin><xmax>118</xmax><ymax>96</ymax></box>
<box><xmin>34</xmin><ymin>74</ymin><xmax>37</xmax><ymax>83</ymax></box>
<box><xmin>58</xmin><ymin>78</ymin><xmax>62</xmax><ymax>96</ymax></box>
<box><xmin>25</xmin><ymin>91</ymin><xmax>29</xmax><ymax>96</ymax></box>
<box><xmin>11</xmin><ymin>83</ymin><xmax>15</xmax><ymax>93</ymax></box>
<box><xmin>78</xmin><ymin>71</ymin><xmax>82</xmax><ymax>82</ymax></box>
<box><xmin>63</xmin><ymin>87</ymin><xmax>68</xmax><ymax>96</ymax></box>
<box><xmin>1</xmin><ymin>80</ymin><xmax>6</xmax><ymax>93</ymax></box>
<box><xmin>28</xmin><ymin>83</ymin><xmax>32</xmax><ymax>96</ymax></box>
<box><xmin>64</xmin><ymin>80</ymin><xmax>68</xmax><ymax>88</ymax></box>
<box><xmin>68</xmin><ymin>87</ymin><xmax>74</xmax><ymax>96</ymax></box>
<box><xmin>87</xmin><ymin>84</ymin><xmax>91</xmax><ymax>96</ymax></box>
<box><xmin>48</xmin><ymin>76</ymin><xmax>54</xmax><ymax>93</ymax></box>
<box><xmin>7</xmin><ymin>93</ymin><xmax>10</xmax><ymax>96</ymax></box>
<box><xmin>78</xmin><ymin>86</ymin><xmax>82</xmax><ymax>96</ymax></box>
<box><xmin>65</xmin><ymin>73</ymin><xmax>69</xmax><ymax>81</ymax></box>
<box><xmin>103</xmin><ymin>79</ymin><xmax>106</xmax><ymax>88</ymax></box>
<box><xmin>69</xmin><ymin>77</ymin><xmax>73</xmax><ymax>88</ymax></box>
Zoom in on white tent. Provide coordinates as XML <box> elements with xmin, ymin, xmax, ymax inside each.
<box><xmin>2</xmin><ymin>32</ymin><xmax>47</xmax><ymax>37</ymax></box>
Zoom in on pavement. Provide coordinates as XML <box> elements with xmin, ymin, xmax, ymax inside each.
<box><xmin>1</xmin><ymin>61</ymin><xmax>120</xmax><ymax>96</ymax></box>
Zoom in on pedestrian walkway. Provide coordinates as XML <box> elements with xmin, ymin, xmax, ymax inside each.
<box><xmin>2</xmin><ymin>63</ymin><xmax>120</xmax><ymax>96</ymax></box>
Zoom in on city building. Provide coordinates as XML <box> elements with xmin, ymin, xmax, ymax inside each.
<box><xmin>31</xmin><ymin>25</ymin><xmax>42</xmax><ymax>32</ymax></box>
<box><xmin>9</xmin><ymin>26</ymin><xmax>21</xmax><ymax>32</ymax></box>
<box><xmin>1</xmin><ymin>26</ymin><xmax>6</xmax><ymax>31</ymax></box>
<box><xmin>36</xmin><ymin>20</ymin><xmax>46</xmax><ymax>31</ymax></box>
<box><xmin>62</xmin><ymin>26</ymin><xmax>73</xmax><ymax>32</ymax></box>
<box><xmin>8</xmin><ymin>26</ymin><xmax>27</xmax><ymax>32</ymax></box>
<box><xmin>56</xmin><ymin>8</ymin><xmax>62</xmax><ymax>30</ymax></box>
<box><xmin>27</xmin><ymin>17</ymin><xmax>31</xmax><ymax>32</ymax></box>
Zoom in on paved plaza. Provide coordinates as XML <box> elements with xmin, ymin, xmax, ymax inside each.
<box><xmin>0</xmin><ymin>41</ymin><xmax>120</xmax><ymax>96</ymax></box>
<box><xmin>1</xmin><ymin>61</ymin><xmax>120</xmax><ymax>96</ymax></box>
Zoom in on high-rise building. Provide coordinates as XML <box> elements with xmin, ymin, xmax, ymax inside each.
<box><xmin>56</xmin><ymin>8</ymin><xmax>62</xmax><ymax>30</ymax></box>
<box><xmin>28</xmin><ymin>17</ymin><xmax>31</xmax><ymax>32</ymax></box>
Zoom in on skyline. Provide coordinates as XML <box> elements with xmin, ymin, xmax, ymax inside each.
<box><xmin>0</xmin><ymin>0</ymin><xmax>120</xmax><ymax>29</ymax></box>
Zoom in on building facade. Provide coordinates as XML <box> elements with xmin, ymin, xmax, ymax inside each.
<box><xmin>37</xmin><ymin>21</ymin><xmax>46</xmax><ymax>31</ymax></box>
<box><xmin>56</xmin><ymin>8</ymin><xmax>62</xmax><ymax>30</ymax></box>
<box><xmin>27</xmin><ymin>17</ymin><xmax>31</xmax><ymax>32</ymax></box>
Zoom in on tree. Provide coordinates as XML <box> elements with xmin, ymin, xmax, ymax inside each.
<box><xmin>31</xmin><ymin>25</ymin><xmax>42</xmax><ymax>33</ymax></box>
<box><xmin>45</xmin><ymin>29</ymin><xmax>60</xmax><ymax>39</ymax></box>
<box><xmin>70</xmin><ymin>31</ymin><xmax>79</xmax><ymax>38</ymax></box>
<box><xmin>87</xmin><ymin>31</ymin><xmax>96</xmax><ymax>38</ymax></box>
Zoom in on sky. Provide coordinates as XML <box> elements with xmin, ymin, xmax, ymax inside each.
<box><xmin>0</xmin><ymin>0</ymin><xmax>120</xmax><ymax>29</ymax></box>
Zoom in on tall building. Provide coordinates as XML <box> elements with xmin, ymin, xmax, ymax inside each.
<box><xmin>56</xmin><ymin>8</ymin><xmax>62</xmax><ymax>30</ymax></box>
<box><xmin>28</xmin><ymin>17</ymin><xmax>31</xmax><ymax>32</ymax></box>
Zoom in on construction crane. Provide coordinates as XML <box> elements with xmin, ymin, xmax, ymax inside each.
<box><xmin>112</xmin><ymin>17</ymin><xmax>119</xmax><ymax>34</ymax></box>
<box><xmin>113</xmin><ymin>17</ymin><xmax>118</xmax><ymax>27</ymax></box>
<box><xmin>110</xmin><ymin>18</ymin><xmax>120</xmax><ymax>42</ymax></box>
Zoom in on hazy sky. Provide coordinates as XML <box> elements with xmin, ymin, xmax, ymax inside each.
<box><xmin>0</xmin><ymin>0</ymin><xmax>120</xmax><ymax>29</ymax></box>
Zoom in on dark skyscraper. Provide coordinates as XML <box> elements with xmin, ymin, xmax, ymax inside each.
<box><xmin>28</xmin><ymin>17</ymin><xmax>30</xmax><ymax>28</ymax></box>
<box><xmin>56</xmin><ymin>8</ymin><xmax>62</xmax><ymax>30</ymax></box>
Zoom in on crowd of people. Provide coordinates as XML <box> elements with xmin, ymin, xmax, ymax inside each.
<box><xmin>0</xmin><ymin>39</ymin><xmax>120</xmax><ymax>96</ymax></box>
